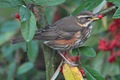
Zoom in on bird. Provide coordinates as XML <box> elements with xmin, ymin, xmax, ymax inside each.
<box><xmin>11</xmin><ymin>11</ymin><xmax>100</xmax><ymax>66</ymax></box>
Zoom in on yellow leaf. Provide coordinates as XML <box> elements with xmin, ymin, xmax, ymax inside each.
<box><xmin>63</xmin><ymin>63</ymin><xmax>84</xmax><ymax>80</ymax></box>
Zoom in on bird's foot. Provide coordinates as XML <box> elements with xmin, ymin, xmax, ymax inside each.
<box><xmin>64</xmin><ymin>59</ymin><xmax>78</xmax><ymax>66</ymax></box>
<box><xmin>58</xmin><ymin>51</ymin><xmax>78</xmax><ymax>66</ymax></box>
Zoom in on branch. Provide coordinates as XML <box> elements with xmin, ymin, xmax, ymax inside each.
<box><xmin>33</xmin><ymin>6</ymin><xmax>61</xmax><ymax>80</ymax></box>
<box><xmin>98</xmin><ymin>6</ymin><xmax>117</xmax><ymax>17</ymax></box>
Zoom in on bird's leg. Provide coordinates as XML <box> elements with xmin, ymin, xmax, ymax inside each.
<box><xmin>58</xmin><ymin>51</ymin><xmax>78</xmax><ymax>66</ymax></box>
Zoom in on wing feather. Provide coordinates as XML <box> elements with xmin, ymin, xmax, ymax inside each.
<box><xmin>34</xmin><ymin>16</ymin><xmax>82</xmax><ymax>40</ymax></box>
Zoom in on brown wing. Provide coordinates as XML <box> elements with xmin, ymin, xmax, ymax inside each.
<box><xmin>51</xmin><ymin>16</ymin><xmax>82</xmax><ymax>32</ymax></box>
<box><xmin>34</xmin><ymin>16</ymin><xmax>82</xmax><ymax>40</ymax></box>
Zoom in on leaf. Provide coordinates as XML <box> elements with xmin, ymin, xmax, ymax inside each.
<box><xmin>27</xmin><ymin>41</ymin><xmax>39</xmax><ymax>63</ymax></box>
<box><xmin>24</xmin><ymin>0</ymin><xmax>65</xmax><ymax>6</ymax></box>
<box><xmin>113</xmin><ymin>7</ymin><xmax>120</xmax><ymax>19</ymax></box>
<box><xmin>92</xmin><ymin>0</ymin><xmax>107</xmax><ymax>14</ymax></box>
<box><xmin>0</xmin><ymin>32</ymin><xmax>15</xmax><ymax>45</ymax></box>
<box><xmin>1</xmin><ymin>43</ymin><xmax>26</xmax><ymax>58</ymax></box>
<box><xmin>82</xmin><ymin>65</ymin><xmax>105</xmax><ymax>80</ymax></box>
<box><xmin>63</xmin><ymin>64</ymin><xmax>84</xmax><ymax>80</ymax></box>
<box><xmin>0</xmin><ymin>20</ymin><xmax>20</xmax><ymax>45</ymax></box>
<box><xmin>36</xmin><ymin>0</ymin><xmax>65</xmax><ymax>6</ymax></box>
<box><xmin>90</xmin><ymin>51</ymin><xmax>120</xmax><ymax>76</ymax></box>
<box><xmin>79</xmin><ymin>46</ymin><xmax>96</xmax><ymax>57</ymax></box>
<box><xmin>7</xmin><ymin>63</ymin><xmax>16</xmax><ymax>80</ymax></box>
<box><xmin>23</xmin><ymin>0</ymin><xmax>34</xmax><ymax>3</ymax></box>
<box><xmin>0</xmin><ymin>1</ymin><xmax>13</xmax><ymax>7</ymax></box>
<box><xmin>72</xmin><ymin>0</ymin><xmax>103</xmax><ymax>15</ymax></box>
<box><xmin>17</xmin><ymin>62</ymin><xmax>33</xmax><ymax>75</ymax></box>
<box><xmin>72</xmin><ymin>48</ymin><xmax>79</xmax><ymax>56</ymax></box>
<box><xmin>45</xmin><ymin>7</ymin><xmax>56</xmax><ymax>24</ymax></box>
<box><xmin>21</xmin><ymin>11</ymin><xmax>37</xmax><ymax>42</ymax></box>
<box><xmin>90</xmin><ymin>52</ymin><xmax>105</xmax><ymax>73</ymax></box>
<box><xmin>20</xmin><ymin>5</ymin><xmax>31</xmax><ymax>22</ymax></box>
<box><xmin>0</xmin><ymin>0</ymin><xmax>23</xmax><ymax>8</ymax></box>
<box><xmin>83</xmin><ymin>36</ymin><xmax>100</xmax><ymax>47</ymax></box>
<box><xmin>1</xmin><ymin>20</ymin><xmax>20</xmax><ymax>32</ymax></box>
<box><xmin>114</xmin><ymin>75</ymin><xmax>120</xmax><ymax>80</ymax></box>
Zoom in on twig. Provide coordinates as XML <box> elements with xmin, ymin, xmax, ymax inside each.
<box><xmin>98</xmin><ymin>6</ymin><xmax>117</xmax><ymax>17</ymax></box>
<box><xmin>50</xmin><ymin>60</ymin><xmax>63</xmax><ymax>80</ymax></box>
<box><xmin>12</xmin><ymin>50</ymin><xmax>20</xmax><ymax>80</ymax></box>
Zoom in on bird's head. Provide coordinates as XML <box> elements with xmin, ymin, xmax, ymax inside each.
<box><xmin>76</xmin><ymin>11</ymin><xmax>99</xmax><ymax>27</ymax></box>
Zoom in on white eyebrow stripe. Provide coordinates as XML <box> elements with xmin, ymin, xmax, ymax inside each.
<box><xmin>77</xmin><ymin>15</ymin><xmax>92</xmax><ymax>18</ymax></box>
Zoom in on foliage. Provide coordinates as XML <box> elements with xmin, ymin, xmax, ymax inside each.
<box><xmin>0</xmin><ymin>0</ymin><xmax>120</xmax><ymax>80</ymax></box>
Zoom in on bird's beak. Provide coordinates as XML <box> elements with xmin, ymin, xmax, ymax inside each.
<box><xmin>92</xmin><ymin>16</ymin><xmax>99</xmax><ymax>21</ymax></box>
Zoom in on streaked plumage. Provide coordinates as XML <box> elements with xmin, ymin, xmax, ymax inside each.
<box><xmin>11</xmin><ymin>11</ymin><xmax>100</xmax><ymax>66</ymax></box>
<box><xmin>11</xmin><ymin>11</ymin><xmax>99</xmax><ymax>51</ymax></box>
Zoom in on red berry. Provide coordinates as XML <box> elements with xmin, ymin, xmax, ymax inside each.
<box><xmin>53</xmin><ymin>11</ymin><xmax>61</xmax><ymax>22</ymax></box>
<box><xmin>109</xmin><ymin>39</ymin><xmax>117</xmax><ymax>50</ymax></box>
<box><xmin>15</xmin><ymin>13</ymin><xmax>20</xmax><ymax>20</ymax></box>
<box><xmin>70</xmin><ymin>55</ymin><xmax>80</xmax><ymax>61</ymax></box>
<box><xmin>98</xmin><ymin>39</ymin><xmax>109</xmax><ymax>51</ymax></box>
<box><xmin>115</xmin><ymin>33</ymin><xmax>120</xmax><ymax>39</ymax></box>
<box><xmin>79</xmin><ymin>68</ymin><xmax>86</xmax><ymax>78</ymax></box>
<box><xmin>107</xmin><ymin>2</ymin><xmax>114</xmax><ymax>7</ymax></box>
<box><xmin>108</xmin><ymin>53</ymin><xmax>116</xmax><ymax>63</ymax></box>
<box><xmin>98</xmin><ymin>14</ymin><xmax>103</xmax><ymax>19</ymax></box>
<box><xmin>80</xmin><ymin>69</ymin><xmax>84</xmax><ymax>74</ymax></box>
<box><xmin>116</xmin><ymin>51</ymin><xmax>120</xmax><ymax>57</ymax></box>
<box><xmin>114</xmin><ymin>19</ymin><xmax>120</xmax><ymax>24</ymax></box>
<box><xmin>108</xmin><ymin>23</ymin><xmax>116</xmax><ymax>32</ymax></box>
<box><xmin>60</xmin><ymin>66</ymin><xmax>63</xmax><ymax>74</ymax></box>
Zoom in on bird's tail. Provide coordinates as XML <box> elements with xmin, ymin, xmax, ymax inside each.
<box><xmin>10</xmin><ymin>36</ymin><xmax>25</xmax><ymax>44</ymax></box>
<box><xmin>11</xmin><ymin>29</ymin><xmax>43</xmax><ymax>44</ymax></box>
<box><xmin>10</xmin><ymin>35</ymin><xmax>41</xmax><ymax>44</ymax></box>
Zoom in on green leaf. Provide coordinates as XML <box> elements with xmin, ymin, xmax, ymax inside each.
<box><xmin>113</xmin><ymin>7</ymin><xmax>120</xmax><ymax>19</ymax></box>
<box><xmin>1</xmin><ymin>20</ymin><xmax>20</xmax><ymax>32</ymax></box>
<box><xmin>36</xmin><ymin>0</ymin><xmax>65</xmax><ymax>6</ymax></box>
<box><xmin>90</xmin><ymin>52</ymin><xmax>105</xmax><ymax>73</ymax></box>
<box><xmin>45</xmin><ymin>7</ymin><xmax>56</xmax><ymax>24</ymax></box>
<box><xmin>0</xmin><ymin>20</ymin><xmax>20</xmax><ymax>45</ymax></box>
<box><xmin>83</xmin><ymin>36</ymin><xmax>100</xmax><ymax>47</ymax></box>
<box><xmin>82</xmin><ymin>65</ymin><xmax>105</xmax><ymax>80</ymax></box>
<box><xmin>20</xmin><ymin>5</ymin><xmax>31</xmax><ymax>22</ymax></box>
<box><xmin>89</xmin><ymin>52</ymin><xmax>120</xmax><ymax>76</ymax></box>
<box><xmin>98</xmin><ymin>52</ymin><xmax>120</xmax><ymax>76</ymax></box>
<box><xmin>0</xmin><ymin>0</ymin><xmax>23</xmax><ymax>8</ymax></box>
<box><xmin>72</xmin><ymin>48</ymin><xmax>79</xmax><ymax>56</ymax></box>
<box><xmin>23</xmin><ymin>0</ymin><xmax>34</xmax><ymax>3</ymax></box>
<box><xmin>21</xmin><ymin>11</ymin><xmax>37</xmax><ymax>42</ymax></box>
<box><xmin>1</xmin><ymin>43</ymin><xmax>26</xmax><ymax>58</ymax></box>
<box><xmin>72</xmin><ymin>0</ymin><xmax>103</xmax><ymax>15</ymax></box>
<box><xmin>27</xmin><ymin>41</ymin><xmax>39</xmax><ymax>63</ymax></box>
<box><xmin>0</xmin><ymin>1</ymin><xmax>13</xmax><ymax>7</ymax></box>
<box><xmin>79</xmin><ymin>46</ymin><xmax>96</xmax><ymax>57</ymax></box>
<box><xmin>25</xmin><ymin>0</ymin><xmax>65</xmax><ymax>6</ymax></box>
<box><xmin>114</xmin><ymin>75</ymin><xmax>120</xmax><ymax>80</ymax></box>
<box><xmin>17</xmin><ymin>62</ymin><xmax>34</xmax><ymax>75</ymax></box>
<box><xmin>7</xmin><ymin>63</ymin><xmax>16</xmax><ymax>80</ymax></box>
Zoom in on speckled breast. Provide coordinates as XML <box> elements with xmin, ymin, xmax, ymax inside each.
<box><xmin>44</xmin><ymin>26</ymin><xmax>92</xmax><ymax>51</ymax></box>
<box><xmin>73</xmin><ymin>26</ymin><xmax>92</xmax><ymax>48</ymax></box>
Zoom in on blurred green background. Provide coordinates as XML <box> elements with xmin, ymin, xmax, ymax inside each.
<box><xmin>0</xmin><ymin>0</ymin><xmax>120</xmax><ymax>80</ymax></box>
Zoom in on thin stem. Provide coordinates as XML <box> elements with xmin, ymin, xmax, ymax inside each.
<box><xmin>50</xmin><ymin>60</ymin><xmax>63</xmax><ymax>80</ymax></box>
<box><xmin>98</xmin><ymin>6</ymin><xmax>117</xmax><ymax>17</ymax></box>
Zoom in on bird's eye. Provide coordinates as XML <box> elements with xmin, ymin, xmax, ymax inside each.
<box><xmin>85</xmin><ymin>17</ymin><xmax>92</xmax><ymax>19</ymax></box>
